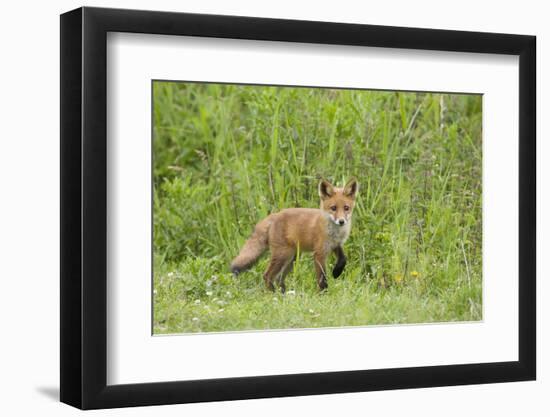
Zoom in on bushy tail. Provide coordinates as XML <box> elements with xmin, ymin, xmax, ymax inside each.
<box><xmin>230</xmin><ymin>216</ymin><xmax>272</xmax><ymax>275</ymax></box>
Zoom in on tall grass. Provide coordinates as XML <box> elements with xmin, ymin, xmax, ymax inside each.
<box><xmin>153</xmin><ymin>82</ymin><xmax>482</xmax><ymax>334</ymax></box>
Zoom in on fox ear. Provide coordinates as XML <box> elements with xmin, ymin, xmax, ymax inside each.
<box><xmin>344</xmin><ymin>178</ymin><xmax>359</xmax><ymax>198</ymax></box>
<box><xmin>319</xmin><ymin>179</ymin><xmax>335</xmax><ymax>200</ymax></box>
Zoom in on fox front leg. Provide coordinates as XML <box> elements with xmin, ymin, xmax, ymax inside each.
<box><xmin>313</xmin><ymin>251</ymin><xmax>328</xmax><ymax>291</ymax></box>
<box><xmin>332</xmin><ymin>246</ymin><xmax>347</xmax><ymax>279</ymax></box>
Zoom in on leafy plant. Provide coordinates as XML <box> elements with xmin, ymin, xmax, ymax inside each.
<box><xmin>152</xmin><ymin>83</ymin><xmax>483</xmax><ymax>334</ymax></box>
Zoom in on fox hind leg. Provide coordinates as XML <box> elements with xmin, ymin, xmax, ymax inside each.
<box><xmin>263</xmin><ymin>250</ymin><xmax>294</xmax><ymax>292</ymax></box>
<box><xmin>262</xmin><ymin>261</ymin><xmax>278</xmax><ymax>291</ymax></box>
<box><xmin>275</xmin><ymin>255</ymin><xmax>295</xmax><ymax>294</ymax></box>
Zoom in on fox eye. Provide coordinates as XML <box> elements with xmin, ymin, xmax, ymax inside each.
<box><xmin>330</xmin><ymin>206</ymin><xmax>337</xmax><ymax>211</ymax></box>
<box><xmin>344</xmin><ymin>205</ymin><xmax>350</xmax><ymax>211</ymax></box>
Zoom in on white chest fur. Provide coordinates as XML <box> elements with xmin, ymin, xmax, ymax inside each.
<box><xmin>326</xmin><ymin>219</ymin><xmax>351</xmax><ymax>250</ymax></box>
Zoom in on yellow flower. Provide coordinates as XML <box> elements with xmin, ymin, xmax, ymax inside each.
<box><xmin>410</xmin><ymin>270</ymin><xmax>420</xmax><ymax>278</ymax></box>
<box><xmin>394</xmin><ymin>274</ymin><xmax>403</xmax><ymax>284</ymax></box>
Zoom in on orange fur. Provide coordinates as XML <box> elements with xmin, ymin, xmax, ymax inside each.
<box><xmin>230</xmin><ymin>178</ymin><xmax>358</xmax><ymax>292</ymax></box>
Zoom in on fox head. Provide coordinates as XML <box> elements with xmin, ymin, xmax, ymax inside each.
<box><xmin>318</xmin><ymin>178</ymin><xmax>359</xmax><ymax>227</ymax></box>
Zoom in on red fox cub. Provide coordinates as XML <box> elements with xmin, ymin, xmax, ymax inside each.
<box><xmin>231</xmin><ymin>178</ymin><xmax>358</xmax><ymax>292</ymax></box>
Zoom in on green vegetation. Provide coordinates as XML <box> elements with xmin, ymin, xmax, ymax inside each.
<box><xmin>153</xmin><ymin>82</ymin><xmax>482</xmax><ymax>334</ymax></box>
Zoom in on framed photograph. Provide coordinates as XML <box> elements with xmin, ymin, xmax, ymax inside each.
<box><xmin>60</xmin><ymin>6</ymin><xmax>536</xmax><ymax>409</ymax></box>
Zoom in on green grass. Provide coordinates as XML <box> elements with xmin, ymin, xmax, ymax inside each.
<box><xmin>152</xmin><ymin>82</ymin><xmax>482</xmax><ymax>334</ymax></box>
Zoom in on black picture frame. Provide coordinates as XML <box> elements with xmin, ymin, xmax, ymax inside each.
<box><xmin>60</xmin><ymin>6</ymin><xmax>536</xmax><ymax>410</ymax></box>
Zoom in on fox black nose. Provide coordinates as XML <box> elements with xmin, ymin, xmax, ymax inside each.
<box><xmin>338</xmin><ymin>219</ymin><xmax>345</xmax><ymax>226</ymax></box>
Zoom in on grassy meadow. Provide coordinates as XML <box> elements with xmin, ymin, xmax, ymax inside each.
<box><xmin>152</xmin><ymin>81</ymin><xmax>482</xmax><ymax>334</ymax></box>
